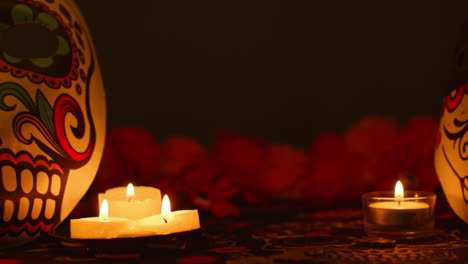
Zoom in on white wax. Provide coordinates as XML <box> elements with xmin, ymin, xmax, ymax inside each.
<box><xmin>136</xmin><ymin>210</ymin><xmax>200</xmax><ymax>236</ymax></box>
<box><xmin>98</xmin><ymin>186</ymin><xmax>161</xmax><ymax>220</ymax></box>
<box><xmin>367</xmin><ymin>200</ymin><xmax>432</xmax><ymax>227</ymax></box>
<box><xmin>70</xmin><ymin>217</ymin><xmax>135</xmax><ymax>239</ymax></box>
<box><xmin>369</xmin><ymin>201</ymin><xmax>429</xmax><ymax>210</ymax></box>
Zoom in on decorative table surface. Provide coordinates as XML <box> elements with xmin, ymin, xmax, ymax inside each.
<box><xmin>2</xmin><ymin>207</ymin><xmax>468</xmax><ymax>264</ymax></box>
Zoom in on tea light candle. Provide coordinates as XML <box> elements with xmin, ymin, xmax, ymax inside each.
<box><xmin>137</xmin><ymin>195</ymin><xmax>200</xmax><ymax>236</ymax></box>
<box><xmin>362</xmin><ymin>181</ymin><xmax>436</xmax><ymax>237</ymax></box>
<box><xmin>98</xmin><ymin>184</ymin><xmax>161</xmax><ymax>220</ymax></box>
<box><xmin>70</xmin><ymin>199</ymin><xmax>134</xmax><ymax>239</ymax></box>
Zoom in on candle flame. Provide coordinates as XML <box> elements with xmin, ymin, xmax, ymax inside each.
<box><xmin>161</xmin><ymin>194</ymin><xmax>171</xmax><ymax>220</ymax></box>
<box><xmin>127</xmin><ymin>183</ymin><xmax>135</xmax><ymax>202</ymax></box>
<box><xmin>99</xmin><ymin>199</ymin><xmax>109</xmax><ymax>221</ymax></box>
<box><xmin>394</xmin><ymin>181</ymin><xmax>404</xmax><ymax>199</ymax></box>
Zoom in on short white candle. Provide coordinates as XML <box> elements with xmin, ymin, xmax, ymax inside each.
<box><xmin>136</xmin><ymin>195</ymin><xmax>200</xmax><ymax>236</ymax></box>
<box><xmin>98</xmin><ymin>184</ymin><xmax>161</xmax><ymax>220</ymax></box>
<box><xmin>366</xmin><ymin>181</ymin><xmax>432</xmax><ymax>228</ymax></box>
<box><xmin>70</xmin><ymin>199</ymin><xmax>134</xmax><ymax>239</ymax></box>
<box><xmin>369</xmin><ymin>201</ymin><xmax>429</xmax><ymax>210</ymax></box>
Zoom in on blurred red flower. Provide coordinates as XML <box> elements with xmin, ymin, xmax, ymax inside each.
<box><xmin>212</xmin><ymin>131</ymin><xmax>307</xmax><ymax>200</ymax></box>
<box><xmin>344</xmin><ymin>115</ymin><xmax>400</xmax><ymax>193</ymax></box>
<box><xmin>256</xmin><ymin>144</ymin><xmax>307</xmax><ymax>199</ymax></box>
<box><xmin>179</xmin><ymin>165</ymin><xmax>240</xmax><ymax>218</ymax></box>
<box><xmin>372</xmin><ymin>116</ymin><xmax>439</xmax><ymax>191</ymax></box>
<box><xmin>211</xmin><ymin>130</ymin><xmax>266</xmax><ymax>198</ymax></box>
<box><xmin>309</xmin><ymin>131</ymin><xmax>348</xmax><ymax>158</ymax></box>
<box><xmin>160</xmin><ymin>136</ymin><xmax>207</xmax><ymax>177</ymax></box>
<box><xmin>305</xmin><ymin>131</ymin><xmax>368</xmax><ymax>204</ymax></box>
<box><xmin>94</xmin><ymin>126</ymin><xmax>161</xmax><ymax>192</ymax></box>
<box><xmin>345</xmin><ymin>115</ymin><xmax>399</xmax><ymax>159</ymax></box>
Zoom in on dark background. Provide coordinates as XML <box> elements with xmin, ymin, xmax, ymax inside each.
<box><xmin>77</xmin><ymin>0</ymin><xmax>467</xmax><ymax>147</ymax></box>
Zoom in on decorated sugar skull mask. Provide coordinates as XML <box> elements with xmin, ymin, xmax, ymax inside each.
<box><xmin>0</xmin><ymin>0</ymin><xmax>105</xmax><ymax>247</ymax></box>
<box><xmin>434</xmin><ymin>19</ymin><xmax>468</xmax><ymax>223</ymax></box>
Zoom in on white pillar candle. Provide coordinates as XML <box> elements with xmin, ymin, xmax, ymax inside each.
<box><xmin>70</xmin><ymin>199</ymin><xmax>135</xmax><ymax>239</ymax></box>
<box><xmin>136</xmin><ymin>195</ymin><xmax>200</xmax><ymax>236</ymax></box>
<box><xmin>98</xmin><ymin>184</ymin><xmax>161</xmax><ymax>220</ymax></box>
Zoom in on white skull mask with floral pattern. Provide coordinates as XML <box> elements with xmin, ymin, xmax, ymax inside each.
<box><xmin>0</xmin><ymin>0</ymin><xmax>105</xmax><ymax>247</ymax></box>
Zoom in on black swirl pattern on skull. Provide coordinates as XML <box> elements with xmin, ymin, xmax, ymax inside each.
<box><xmin>444</xmin><ymin>118</ymin><xmax>468</xmax><ymax>161</ymax></box>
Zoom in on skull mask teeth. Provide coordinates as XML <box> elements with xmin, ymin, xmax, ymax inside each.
<box><xmin>0</xmin><ymin>149</ymin><xmax>66</xmax><ymax>235</ymax></box>
<box><xmin>0</xmin><ymin>0</ymin><xmax>101</xmax><ymax>243</ymax></box>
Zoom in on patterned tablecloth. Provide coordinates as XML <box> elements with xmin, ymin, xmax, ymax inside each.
<box><xmin>1</xmin><ymin>207</ymin><xmax>467</xmax><ymax>264</ymax></box>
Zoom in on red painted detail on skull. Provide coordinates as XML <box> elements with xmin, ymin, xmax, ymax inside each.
<box><xmin>53</xmin><ymin>95</ymin><xmax>93</xmax><ymax>162</ymax></box>
<box><xmin>0</xmin><ymin>0</ymin><xmax>80</xmax><ymax>89</ymax></box>
<box><xmin>0</xmin><ymin>152</ymin><xmax>64</xmax><ymax>174</ymax></box>
<box><xmin>445</xmin><ymin>86</ymin><xmax>466</xmax><ymax>112</ymax></box>
<box><xmin>0</xmin><ymin>221</ymin><xmax>53</xmax><ymax>234</ymax></box>
<box><xmin>11</xmin><ymin>69</ymin><xmax>26</xmax><ymax>78</ymax></box>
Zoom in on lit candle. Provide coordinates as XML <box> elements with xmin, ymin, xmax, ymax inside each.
<box><xmin>161</xmin><ymin>194</ymin><xmax>172</xmax><ymax>223</ymax></box>
<box><xmin>70</xmin><ymin>199</ymin><xmax>134</xmax><ymax>239</ymax></box>
<box><xmin>137</xmin><ymin>194</ymin><xmax>200</xmax><ymax>235</ymax></box>
<box><xmin>98</xmin><ymin>184</ymin><xmax>161</xmax><ymax>220</ymax></box>
<box><xmin>362</xmin><ymin>181</ymin><xmax>436</xmax><ymax>237</ymax></box>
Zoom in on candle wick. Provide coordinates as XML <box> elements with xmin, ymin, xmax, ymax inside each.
<box><xmin>397</xmin><ymin>199</ymin><xmax>401</xmax><ymax>206</ymax></box>
<box><xmin>128</xmin><ymin>197</ymin><xmax>134</xmax><ymax>202</ymax></box>
<box><xmin>163</xmin><ymin>218</ymin><xmax>167</xmax><ymax>224</ymax></box>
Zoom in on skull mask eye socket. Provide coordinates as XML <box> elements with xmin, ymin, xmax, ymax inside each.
<box><xmin>1</xmin><ymin>23</ymin><xmax>58</xmax><ymax>59</ymax></box>
<box><xmin>0</xmin><ymin>2</ymin><xmax>78</xmax><ymax>88</ymax></box>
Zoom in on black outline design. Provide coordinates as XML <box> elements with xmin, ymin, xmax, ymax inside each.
<box><xmin>444</xmin><ymin>118</ymin><xmax>468</xmax><ymax>161</ymax></box>
<box><xmin>442</xmin><ymin>146</ymin><xmax>468</xmax><ymax>204</ymax></box>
